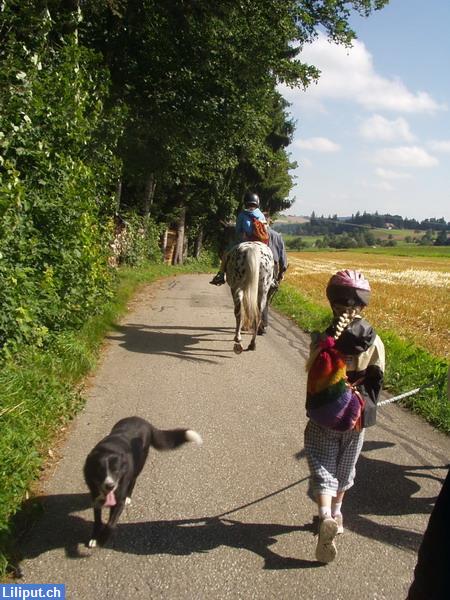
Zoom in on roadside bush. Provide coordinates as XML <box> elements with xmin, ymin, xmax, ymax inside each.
<box><xmin>115</xmin><ymin>215</ymin><xmax>164</xmax><ymax>266</ymax></box>
<box><xmin>0</xmin><ymin>10</ymin><xmax>123</xmax><ymax>360</ymax></box>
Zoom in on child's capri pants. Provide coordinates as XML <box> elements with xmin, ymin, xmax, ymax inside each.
<box><xmin>304</xmin><ymin>419</ymin><xmax>365</xmax><ymax>496</ymax></box>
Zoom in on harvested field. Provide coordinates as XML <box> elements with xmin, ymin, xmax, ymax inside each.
<box><xmin>285</xmin><ymin>251</ymin><xmax>450</xmax><ymax>360</ymax></box>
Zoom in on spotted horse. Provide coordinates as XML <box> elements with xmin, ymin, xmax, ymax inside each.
<box><xmin>225</xmin><ymin>241</ymin><xmax>274</xmax><ymax>353</ymax></box>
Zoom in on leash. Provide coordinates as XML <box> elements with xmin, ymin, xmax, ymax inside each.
<box><xmin>378</xmin><ymin>381</ymin><xmax>439</xmax><ymax>406</ymax></box>
<box><xmin>213</xmin><ymin>476</ymin><xmax>309</xmax><ymax>519</ymax></box>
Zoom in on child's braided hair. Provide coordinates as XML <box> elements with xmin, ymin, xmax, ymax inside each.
<box><xmin>305</xmin><ymin>310</ymin><xmax>356</xmax><ymax>372</ymax></box>
<box><xmin>330</xmin><ymin>309</ymin><xmax>357</xmax><ymax>341</ymax></box>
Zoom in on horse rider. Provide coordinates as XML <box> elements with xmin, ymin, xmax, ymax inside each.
<box><xmin>210</xmin><ymin>191</ymin><xmax>268</xmax><ymax>286</ymax></box>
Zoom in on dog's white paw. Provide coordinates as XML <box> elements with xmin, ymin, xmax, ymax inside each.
<box><xmin>125</xmin><ymin>497</ymin><xmax>132</xmax><ymax>506</ymax></box>
<box><xmin>88</xmin><ymin>539</ymin><xmax>97</xmax><ymax>548</ymax></box>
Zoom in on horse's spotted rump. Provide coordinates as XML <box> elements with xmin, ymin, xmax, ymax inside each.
<box><xmin>225</xmin><ymin>242</ymin><xmax>274</xmax><ymax>352</ymax></box>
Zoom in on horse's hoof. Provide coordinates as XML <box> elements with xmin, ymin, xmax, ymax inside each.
<box><xmin>234</xmin><ymin>343</ymin><xmax>243</xmax><ymax>354</ymax></box>
<box><xmin>247</xmin><ymin>342</ymin><xmax>256</xmax><ymax>351</ymax></box>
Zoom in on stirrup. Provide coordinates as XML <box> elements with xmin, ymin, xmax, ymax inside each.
<box><xmin>210</xmin><ymin>273</ymin><xmax>226</xmax><ymax>286</ymax></box>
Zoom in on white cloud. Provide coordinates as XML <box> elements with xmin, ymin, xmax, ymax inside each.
<box><xmin>427</xmin><ymin>139</ymin><xmax>450</xmax><ymax>153</ymax></box>
<box><xmin>374</xmin><ymin>146</ymin><xmax>439</xmax><ymax>168</ymax></box>
<box><xmin>360</xmin><ymin>115</ymin><xmax>415</xmax><ymax>142</ymax></box>
<box><xmin>294</xmin><ymin>136</ymin><xmax>340</xmax><ymax>152</ymax></box>
<box><xmin>281</xmin><ymin>34</ymin><xmax>444</xmax><ymax>114</ymax></box>
<box><xmin>375</xmin><ymin>168</ymin><xmax>412</xmax><ymax>180</ymax></box>
<box><xmin>376</xmin><ymin>181</ymin><xmax>395</xmax><ymax>191</ymax></box>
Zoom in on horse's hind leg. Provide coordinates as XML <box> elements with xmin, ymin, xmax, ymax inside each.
<box><xmin>247</xmin><ymin>275</ymin><xmax>270</xmax><ymax>351</ymax></box>
<box><xmin>233</xmin><ymin>290</ymin><xmax>244</xmax><ymax>354</ymax></box>
<box><xmin>247</xmin><ymin>331</ymin><xmax>257</xmax><ymax>351</ymax></box>
<box><xmin>247</xmin><ymin>311</ymin><xmax>258</xmax><ymax>351</ymax></box>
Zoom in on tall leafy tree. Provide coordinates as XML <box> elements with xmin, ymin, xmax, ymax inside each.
<box><xmin>79</xmin><ymin>1</ymin><xmax>388</xmax><ymax>219</ymax></box>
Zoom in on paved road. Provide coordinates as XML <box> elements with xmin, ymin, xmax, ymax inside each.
<box><xmin>20</xmin><ymin>274</ymin><xmax>450</xmax><ymax>599</ymax></box>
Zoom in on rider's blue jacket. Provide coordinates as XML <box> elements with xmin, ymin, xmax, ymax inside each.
<box><xmin>235</xmin><ymin>208</ymin><xmax>266</xmax><ymax>242</ymax></box>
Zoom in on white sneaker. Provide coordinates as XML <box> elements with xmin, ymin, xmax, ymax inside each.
<box><xmin>315</xmin><ymin>517</ymin><xmax>338</xmax><ymax>563</ymax></box>
<box><xmin>334</xmin><ymin>513</ymin><xmax>344</xmax><ymax>534</ymax></box>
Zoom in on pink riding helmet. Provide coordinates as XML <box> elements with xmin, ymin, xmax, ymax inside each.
<box><xmin>326</xmin><ymin>269</ymin><xmax>371</xmax><ymax>307</ymax></box>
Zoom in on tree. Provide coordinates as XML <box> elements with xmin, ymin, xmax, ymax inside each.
<box><xmin>435</xmin><ymin>230</ymin><xmax>449</xmax><ymax>246</ymax></box>
<box><xmin>79</xmin><ymin>0</ymin><xmax>389</xmax><ymax>259</ymax></box>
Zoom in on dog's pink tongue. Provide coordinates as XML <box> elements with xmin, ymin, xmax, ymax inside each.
<box><xmin>105</xmin><ymin>491</ymin><xmax>116</xmax><ymax>507</ymax></box>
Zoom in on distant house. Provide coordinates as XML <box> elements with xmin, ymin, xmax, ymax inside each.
<box><xmin>384</xmin><ymin>223</ymin><xmax>395</xmax><ymax>230</ymax></box>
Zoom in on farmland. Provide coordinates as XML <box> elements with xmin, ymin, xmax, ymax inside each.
<box><xmin>284</xmin><ymin>250</ymin><xmax>450</xmax><ymax>360</ymax></box>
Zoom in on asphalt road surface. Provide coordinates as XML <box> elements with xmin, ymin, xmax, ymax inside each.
<box><xmin>20</xmin><ymin>274</ymin><xmax>450</xmax><ymax>599</ymax></box>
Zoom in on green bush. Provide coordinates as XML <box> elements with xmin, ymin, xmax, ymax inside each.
<box><xmin>0</xmin><ymin>15</ymin><xmax>124</xmax><ymax>360</ymax></box>
<box><xmin>115</xmin><ymin>214</ymin><xmax>164</xmax><ymax>266</ymax></box>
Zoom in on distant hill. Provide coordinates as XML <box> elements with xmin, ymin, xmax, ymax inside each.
<box><xmin>274</xmin><ymin>214</ymin><xmax>309</xmax><ymax>224</ymax></box>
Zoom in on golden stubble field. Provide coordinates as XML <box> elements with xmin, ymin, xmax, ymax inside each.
<box><xmin>285</xmin><ymin>251</ymin><xmax>450</xmax><ymax>360</ymax></box>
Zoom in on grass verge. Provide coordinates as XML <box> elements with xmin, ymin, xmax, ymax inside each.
<box><xmin>0</xmin><ymin>260</ymin><xmax>213</xmax><ymax>578</ymax></box>
<box><xmin>273</xmin><ymin>283</ymin><xmax>450</xmax><ymax>433</ymax></box>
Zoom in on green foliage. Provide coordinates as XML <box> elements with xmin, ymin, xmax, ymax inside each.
<box><xmin>114</xmin><ymin>215</ymin><xmax>164</xmax><ymax>266</ymax></box>
<box><xmin>349</xmin><ymin>211</ymin><xmax>449</xmax><ymax>231</ymax></box>
<box><xmin>183</xmin><ymin>249</ymin><xmax>217</xmax><ymax>270</ymax></box>
<box><xmin>272</xmin><ymin>283</ymin><xmax>331</xmax><ymax>333</ymax></box>
<box><xmin>0</xmin><ymin>345</ymin><xmax>86</xmax><ymax>576</ymax></box>
<box><xmin>80</xmin><ymin>1</ymin><xmax>389</xmax><ymax>229</ymax></box>
<box><xmin>0</xmin><ymin>4</ymin><xmax>124</xmax><ymax>360</ymax></box>
<box><xmin>381</xmin><ymin>331</ymin><xmax>450</xmax><ymax>431</ymax></box>
<box><xmin>286</xmin><ymin>236</ymin><xmax>309</xmax><ymax>250</ymax></box>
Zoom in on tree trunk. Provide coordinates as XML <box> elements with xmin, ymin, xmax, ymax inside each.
<box><xmin>115</xmin><ymin>178</ymin><xmax>122</xmax><ymax>213</ymax></box>
<box><xmin>194</xmin><ymin>228</ymin><xmax>203</xmax><ymax>259</ymax></box>
<box><xmin>143</xmin><ymin>173</ymin><xmax>156</xmax><ymax>218</ymax></box>
<box><xmin>161</xmin><ymin>229</ymin><xmax>168</xmax><ymax>256</ymax></box>
<box><xmin>172</xmin><ymin>206</ymin><xmax>186</xmax><ymax>265</ymax></box>
<box><xmin>183</xmin><ymin>233</ymin><xmax>188</xmax><ymax>262</ymax></box>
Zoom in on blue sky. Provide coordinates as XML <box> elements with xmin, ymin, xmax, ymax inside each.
<box><xmin>279</xmin><ymin>0</ymin><xmax>450</xmax><ymax>221</ymax></box>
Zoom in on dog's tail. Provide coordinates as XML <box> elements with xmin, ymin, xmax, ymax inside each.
<box><xmin>150</xmin><ymin>427</ymin><xmax>203</xmax><ymax>451</ymax></box>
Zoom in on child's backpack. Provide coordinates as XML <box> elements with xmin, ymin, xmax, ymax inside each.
<box><xmin>249</xmin><ymin>215</ymin><xmax>269</xmax><ymax>244</ymax></box>
<box><xmin>305</xmin><ymin>316</ymin><xmax>365</xmax><ymax>432</ymax></box>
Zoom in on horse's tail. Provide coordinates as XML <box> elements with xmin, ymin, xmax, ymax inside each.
<box><xmin>241</xmin><ymin>244</ymin><xmax>260</xmax><ymax>330</ymax></box>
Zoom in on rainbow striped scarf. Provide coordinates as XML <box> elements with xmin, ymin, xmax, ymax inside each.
<box><xmin>306</xmin><ymin>336</ymin><xmax>363</xmax><ymax>431</ymax></box>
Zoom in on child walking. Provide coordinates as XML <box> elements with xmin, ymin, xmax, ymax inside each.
<box><xmin>303</xmin><ymin>269</ymin><xmax>385</xmax><ymax>563</ymax></box>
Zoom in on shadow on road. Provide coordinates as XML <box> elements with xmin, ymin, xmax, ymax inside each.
<box><xmin>106</xmin><ymin>516</ymin><xmax>320</xmax><ymax>570</ymax></box>
<box><xmin>106</xmin><ymin>324</ymin><xmax>235</xmax><ymax>364</ymax></box>
<box><xmin>17</xmin><ymin>481</ymin><xmax>320</xmax><ymax>572</ymax></box>
<box><xmin>19</xmin><ymin>441</ymin><xmax>446</xmax><ymax>574</ymax></box>
<box><xmin>296</xmin><ymin>440</ymin><xmax>447</xmax><ymax>551</ymax></box>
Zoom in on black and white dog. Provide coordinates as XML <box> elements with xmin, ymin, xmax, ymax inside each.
<box><xmin>83</xmin><ymin>416</ymin><xmax>202</xmax><ymax>547</ymax></box>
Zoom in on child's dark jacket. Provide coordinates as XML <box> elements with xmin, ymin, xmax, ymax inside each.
<box><xmin>327</xmin><ymin>316</ymin><xmax>385</xmax><ymax>428</ymax></box>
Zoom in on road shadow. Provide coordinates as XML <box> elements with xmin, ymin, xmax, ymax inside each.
<box><xmin>107</xmin><ymin>324</ymin><xmax>236</xmax><ymax>364</ymax></box>
<box><xmin>295</xmin><ymin>440</ymin><xmax>447</xmax><ymax>551</ymax></box>
<box><xmin>17</xmin><ymin>479</ymin><xmax>320</xmax><ymax>572</ymax></box>
<box><xmin>106</xmin><ymin>516</ymin><xmax>319</xmax><ymax>570</ymax></box>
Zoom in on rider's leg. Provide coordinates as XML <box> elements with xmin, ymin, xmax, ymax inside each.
<box><xmin>210</xmin><ymin>253</ymin><xmax>228</xmax><ymax>285</ymax></box>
